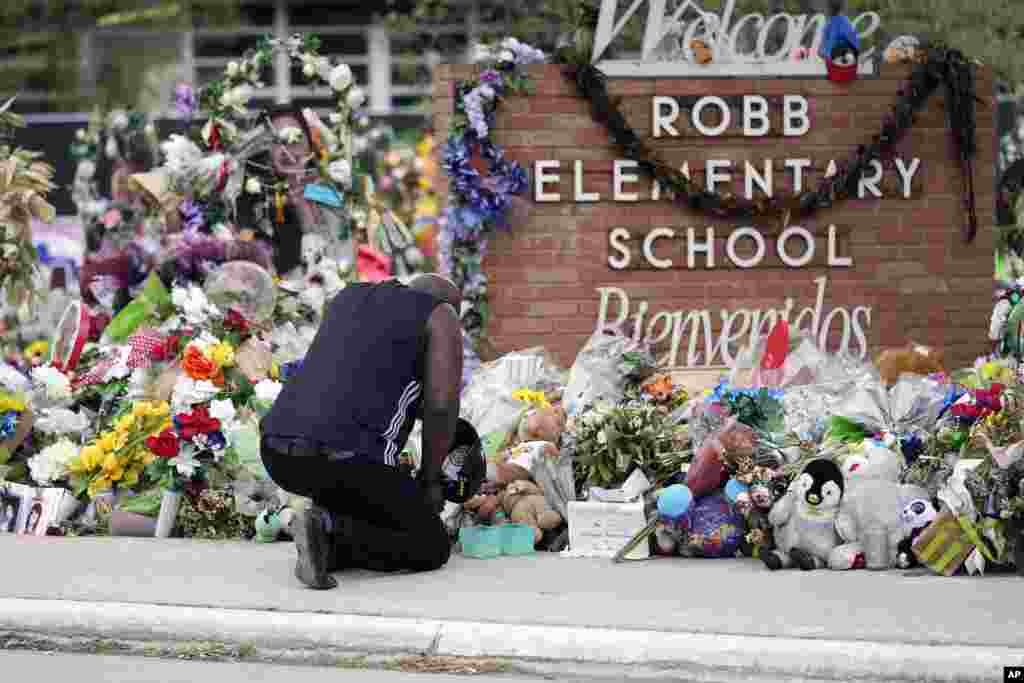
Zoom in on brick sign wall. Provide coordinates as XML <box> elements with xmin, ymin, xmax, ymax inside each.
<box><xmin>433</xmin><ymin>64</ymin><xmax>998</xmax><ymax>371</ymax></box>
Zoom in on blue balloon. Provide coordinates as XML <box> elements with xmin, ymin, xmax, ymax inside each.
<box><xmin>724</xmin><ymin>479</ymin><xmax>750</xmax><ymax>504</ymax></box>
<box><xmin>657</xmin><ymin>484</ymin><xmax>693</xmax><ymax>521</ymax></box>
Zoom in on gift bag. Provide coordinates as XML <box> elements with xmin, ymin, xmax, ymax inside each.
<box><xmin>912</xmin><ymin>511</ymin><xmax>975</xmax><ymax>576</ymax></box>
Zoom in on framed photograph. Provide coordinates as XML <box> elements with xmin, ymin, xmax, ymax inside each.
<box><xmin>22</xmin><ymin>495</ymin><xmax>46</xmax><ymax>536</ymax></box>
<box><xmin>0</xmin><ymin>491</ymin><xmax>21</xmax><ymax>533</ymax></box>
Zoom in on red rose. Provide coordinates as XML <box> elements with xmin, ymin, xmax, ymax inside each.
<box><xmin>156</xmin><ymin>335</ymin><xmax>181</xmax><ymax>361</ymax></box>
<box><xmin>146</xmin><ymin>429</ymin><xmax>180</xmax><ymax>459</ymax></box>
<box><xmin>225</xmin><ymin>308</ymin><xmax>249</xmax><ymax>334</ymax></box>
<box><xmin>173</xmin><ymin>405</ymin><xmax>221</xmax><ymax>441</ymax></box>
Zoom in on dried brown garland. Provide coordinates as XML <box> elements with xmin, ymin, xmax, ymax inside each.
<box><xmin>555</xmin><ymin>44</ymin><xmax>981</xmax><ymax>243</ymax></box>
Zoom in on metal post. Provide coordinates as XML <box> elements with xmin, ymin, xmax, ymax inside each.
<box><xmin>273</xmin><ymin>0</ymin><xmax>290</xmax><ymax>104</ymax></box>
<box><xmin>368</xmin><ymin>24</ymin><xmax>392</xmax><ymax>115</ymax></box>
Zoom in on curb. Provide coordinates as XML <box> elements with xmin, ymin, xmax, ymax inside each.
<box><xmin>1</xmin><ymin>598</ymin><xmax>1022</xmax><ymax>682</ymax></box>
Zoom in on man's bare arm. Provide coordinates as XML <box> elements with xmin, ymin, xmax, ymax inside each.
<box><xmin>419</xmin><ymin>303</ymin><xmax>463</xmax><ymax>481</ymax></box>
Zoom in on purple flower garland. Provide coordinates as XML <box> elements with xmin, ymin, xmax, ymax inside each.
<box><xmin>439</xmin><ymin>40</ymin><xmax>544</xmax><ymax>389</ymax></box>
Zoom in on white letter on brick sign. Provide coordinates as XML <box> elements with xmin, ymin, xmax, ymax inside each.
<box><xmin>857</xmin><ymin>160</ymin><xmax>883</xmax><ymax>199</ymax></box>
<box><xmin>687</xmin><ymin>227</ymin><xmax>716</xmax><ymax>268</ymax></box>
<box><xmin>718</xmin><ymin>309</ymin><xmax>752</xmax><ymax>366</ymax></box>
<box><xmin>575</xmin><ymin>160</ymin><xmax>600</xmax><ymax>202</ymax></box>
<box><xmin>594</xmin><ymin>286</ymin><xmax>630</xmax><ymax>335</ymax></box>
<box><xmin>784</xmin><ymin>158</ymin><xmax>811</xmax><ymax>193</ymax></box>
<box><xmin>783</xmin><ymin>95</ymin><xmax>810</xmax><ymax>136</ymax></box>
<box><xmin>777</xmin><ymin>226</ymin><xmax>815</xmax><ymax>267</ymax></box>
<box><xmin>827</xmin><ymin>225</ymin><xmax>852</xmax><ymax>267</ymax></box>
<box><xmin>653</xmin><ymin>96</ymin><xmax>680</xmax><ymax>138</ymax></box>
<box><xmin>693</xmin><ymin>96</ymin><xmax>731</xmax><ymax>137</ymax></box>
<box><xmin>894</xmin><ymin>157</ymin><xmax>921</xmax><ymax>199</ymax></box>
<box><xmin>614</xmin><ymin>160</ymin><xmax>640</xmax><ymax>201</ymax></box>
<box><xmin>726</xmin><ymin>227</ymin><xmax>766</xmax><ymax>268</ymax></box>
<box><xmin>745</xmin><ymin>159</ymin><xmax>773</xmax><ymax>200</ymax></box>
<box><xmin>643</xmin><ymin>228</ymin><xmax>675</xmax><ymax>269</ymax></box>
<box><xmin>744</xmin><ymin>95</ymin><xmax>770</xmax><ymax>136</ymax></box>
<box><xmin>608</xmin><ymin>227</ymin><xmax>632</xmax><ymax>270</ymax></box>
<box><xmin>534</xmin><ymin>160</ymin><xmax>561</xmax><ymax>202</ymax></box>
<box><xmin>707</xmin><ymin>159</ymin><xmax>733</xmax><ymax>193</ymax></box>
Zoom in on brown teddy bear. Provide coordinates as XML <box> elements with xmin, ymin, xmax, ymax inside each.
<box><xmin>516</xmin><ymin>405</ymin><xmax>566</xmax><ymax>445</ymax></box>
<box><xmin>498</xmin><ymin>479</ymin><xmax>563</xmax><ymax>544</ymax></box>
<box><xmin>875</xmin><ymin>343</ymin><xmax>945</xmax><ymax>386</ymax></box>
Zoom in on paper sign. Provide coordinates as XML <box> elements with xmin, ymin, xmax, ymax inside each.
<box><xmin>567</xmin><ymin>500</ymin><xmax>649</xmax><ymax>559</ymax></box>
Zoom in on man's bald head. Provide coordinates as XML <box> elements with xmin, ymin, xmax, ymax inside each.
<box><xmin>408</xmin><ymin>273</ymin><xmax>462</xmax><ymax>309</ymax></box>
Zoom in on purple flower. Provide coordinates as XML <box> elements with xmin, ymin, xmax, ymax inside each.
<box><xmin>479</xmin><ymin>69</ymin><xmax>502</xmax><ymax>85</ymax></box>
<box><xmin>179</xmin><ymin>200</ymin><xmax>206</xmax><ymax>234</ymax></box>
<box><xmin>175</xmin><ymin>84</ymin><xmax>197</xmax><ymax>118</ymax></box>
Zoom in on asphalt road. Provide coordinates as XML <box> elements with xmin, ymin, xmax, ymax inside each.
<box><xmin>0</xmin><ymin>652</ymin><xmax>559</xmax><ymax>683</ymax></box>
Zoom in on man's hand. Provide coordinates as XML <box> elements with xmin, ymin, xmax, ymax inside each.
<box><xmin>419</xmin><ymin>473</ymin><xmax>445</xmax><ymax>516</ymax></box>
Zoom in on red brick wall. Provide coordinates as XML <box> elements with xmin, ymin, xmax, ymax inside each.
<box><xmin>433</xmin><ymin>64</ymin><xmax>998</xmax><ymax>371</ymax></box>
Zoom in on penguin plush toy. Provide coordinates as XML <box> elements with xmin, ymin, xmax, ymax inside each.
<box><xmin>819</xmin><ymin>0</ymin><xmax>860</xmax><ymax>83</ymax></box>
<box><xmin>763</xmin><ymin>459</ymin><xmax>845</xmax><ymax>571</ymax></box>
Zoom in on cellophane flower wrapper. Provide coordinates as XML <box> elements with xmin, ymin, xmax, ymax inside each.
<box><xmin>562</xmin><ymin>331</ymin><xmax>656</xmax><ymax>418</ymax></box>
<box><xmin>835</xmin><ymin>374</ymin><xmax>949</xmax><ymax>441</ymax></box>
<box><xmin>460</xmin><ymin>347</ymin><xmax>564</xmax><ymax>442</ymax></box>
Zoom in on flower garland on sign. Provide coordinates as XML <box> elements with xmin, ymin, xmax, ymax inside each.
<box><xmin>554</xmin><ymin>37</ymin><xmax>981</xmax><ymax>242</ymax></box>
<box><xmin>440</xmin><ymin>38</ymin><xmax>544</xmax><ymax>368</ymax></box>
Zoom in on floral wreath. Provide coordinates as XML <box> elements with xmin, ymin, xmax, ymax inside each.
<box><xmin>174</xmin><ymin>33</ymin><xmax>367</xmax><ymax>238</ymax></box>
<box><xmin>69</xmin><ymin>108</ymin><xmax>159</xmax><ymax>224</ymax></box>
<box><xmin>439</xmin><ymin>38</ymin><xmax>544</xmax><ymax>375</ymax></box>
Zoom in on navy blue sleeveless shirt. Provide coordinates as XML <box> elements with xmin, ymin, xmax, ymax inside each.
<box><xmin>262</xmin><ymin>281</ymin><xmax>442</xmax><ymax>466</ymax></box>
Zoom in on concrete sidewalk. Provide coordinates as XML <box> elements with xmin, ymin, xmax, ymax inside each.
<box><xmin>0</xmin><ymin>536</ymin><xmax>1022</xmax><ymax>681</ymax></box>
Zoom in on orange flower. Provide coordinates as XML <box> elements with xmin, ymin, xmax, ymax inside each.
<box><xmin>182</xmin><ymin>346</ymin><xmax>220</xmax><ymax>382</ymax></box>
<box><xmin>642</xmin><ymin>374</ymin><xmax>674</xmax><ymax>402</ymax></box>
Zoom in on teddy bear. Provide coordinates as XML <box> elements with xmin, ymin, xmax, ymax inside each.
<box><xmin>498</xmin><ymin>479</ymin><xmax>563</xmax><ymax>544</ymax></box>
<box><xmin>763</xmin><ymin>459</ymin><xmax>845</xmax><ymax>571</ymax></box>
<box><xmin>828</xmin><ymin>480</ymin><xmax>930</xmax><ymax>570</ymax></box>
<box><xmin>875</xmin><ymin>343</ymin><xmax>945</xmax><ymax>386</ymax></box>
<box><xmin>516</xmin><ymin>405</ymin><xmax>566</xmax><ymax>445</ymax></box>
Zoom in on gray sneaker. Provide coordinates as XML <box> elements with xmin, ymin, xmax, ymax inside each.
<box><xmin>293</xmin><ymin>505</ymin><xmax>337</xmax><ymax>590</ymax></box>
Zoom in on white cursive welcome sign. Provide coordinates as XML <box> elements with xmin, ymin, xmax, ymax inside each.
<box><xmin>592</xmin><ymin>0</ymin><xmax>881</xmax><ymax>77</ymax></box>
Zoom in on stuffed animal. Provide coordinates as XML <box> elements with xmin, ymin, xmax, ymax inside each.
<box><xmin>463</xmin><ymin>493</ymin><xmax>500</xmax><ymax>522</ymax></box>
<box><xmin>763</xmin><ymin>459</ymin><xmax>845</xmax><ymax>571</ymax></box>
<box><xmin>497</xmin><ymin>479</ymin><xmax>563</xmax><ymax>544</ymax></box>
<box><xmin>840</xmin><ymin>441</ymin><xmax>903</xmax><ymax>484</ymax></box>
<box><xmin>516</xmin><ymin>405</ymin><xmax>566</xmax><ymax>445</ymax></box>
<box><xmin>875</xmin><ymin>343</ymin><xmax>945</xmax><ymax>386</ymax></box>
<box><xmin>254</xmin><ymin>509</ymin><xmax>283</xmax><ymax>543</ymax></box>
<box><xmin>828</xmin><ymin>480</ymin><xmax>930</xmax><ymax>570</ymax></box>
<box><xmin>896</xmin><ymin>497</ymin><xmax>938</xmax><ymax>569</ymax></box>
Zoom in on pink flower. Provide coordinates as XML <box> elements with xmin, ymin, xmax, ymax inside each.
<box><xmin>102</xmin><ymin>209</ymin><xmax>123</xmax><ymax>229</ymax></box>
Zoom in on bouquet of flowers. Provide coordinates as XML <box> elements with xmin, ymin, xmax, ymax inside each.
<box><xmin>67</xmin><ymin>400</ymin><xmax>170</xmax><ymax>499</ymax></box>
<box><xmin>144</xmin><ymin>402</ymin><xmax>231</xmax><ymax>494</ymax></box>
<box><xmin>569</xmin><ymin>399</ymin><xmax>687</xmax><ymax>490</ymax></box>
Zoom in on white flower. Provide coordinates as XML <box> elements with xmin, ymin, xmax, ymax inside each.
<box><xmin>171</xmin><ymin>377</ymin><xmax>220</xmax><ymax>412</ymax></box>
<box><xmin>990</xmin><ymin>299</ymin><xmax>1012</xmax><ymax>341</ymax></box>
<box><xmin>171</xmin><ymin>285</ymin><xmax>219</xmax><ymax>325</ymax></box>
<box><xmin>109</xmin><ymin>110</ymin><xmax>130</xmax><ymax>130</ymax></box>
<box><xmin>35</xmin><ymin>408</ymin><xmax>89</xmax><ymax>435</ymax></box>
<box><xmin>0</xmin><ymin>363</ymin><xmax>30</xmax><ymax>393</ymax></box>
<box><xmin>469</xmin><ymin>43</ymin><xmax>492</xmax><ymax>64</ymax></box>
<box><xmin>27</xmin><ymin>439</ymin><xmax>79</xmax><ymax>486</ymax></box>
<box><xmin>346</xmin><ymin>87</ymin><xmax>366</xmax><ymax>109</ymax></box>
<box><xmin>76</xmin><ymin>129</ymin><xmax>87</xmax><ymax>141</ymax></box>
<box><xmin>226</xmin><ymin>61</ymin><xmax>240</xmax><ymax>77</ymax></box>
<box><xmin>31</xmin><ymin>365</ymin><xmax>72</xmax><ymax>403</ymax></box>
<box><xmin>278</xmin><ymin>126</ymin><xmax>303</xmax><ymax>145</ymax></box>
<box><xmin>303</xmin><ymin>61</ymin><xmax>317</xmax><ymax>78</ymax></box>
<box><xmin>328</xmin><ymin>112</ymin><xmax>342</xmax><ymax>125</ymax></box>
<box><xmin>161</xmin><ymin>134</ymin><xmax>204</xmax><ymax>180</ymax></box>
<box><xmin>220</xmin><ymin>85</ymin><xmax>253</xmax><ymax>110</ymax></box>
<box><xmin>478</xmin><ymin>85</ymin><xmax>495</xmax><ymax>100</ymax></box>
<box><xmin>254</xmin><ymin>379</ymin><xmax>283</xmax><ymax>403</ymax></box>
<box><xmin>171</xmin><ymin>449</ymin><xmax>201</xmax><ymax>478</ymax></box>
<box><xmin>327</xmin><ymin>159</ymin><xmax>352</xmax><ymax>188</ymax></box>
<box><xmin>144</xmin><ymin>123</ymin><xmax>156</xmax><ymax>137</ymax></box>
<box><xmin>105</xmin><ymin>136</ymin><xmax>119</xmax><ymax>159</ymax></box>
<box><xmin>316</xmin><ymin>57</ymin><xmax>332</xmax><ymax>80</ymax></box>
<box><xmin>328</xmin><ymin>63</ymin><xmax>353</xmax><ymax>92</ymax></box>
<box><xmin>76</xmin><ymin>160</ymin><xmax>96</xmax><ymax>180</ymax></box>
<box><xmin>245</xmin><ymin>177</ymin><xmax>262</xmax><ymax>195</ymax></box>
<box><xmin>499</xmin><ymin>49</ymin><xmax>515</xmax><ymax>63</ymax></box>
<box><xmin>209</xmin><ymin>398</ymin><xmax>237</xmax><ymax>426</ymax></box>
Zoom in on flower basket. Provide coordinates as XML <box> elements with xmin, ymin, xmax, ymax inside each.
<box><xmin>154</xmin><ymin>489</ymin><xmax>182</xmax><ymax>538</ymax></box>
